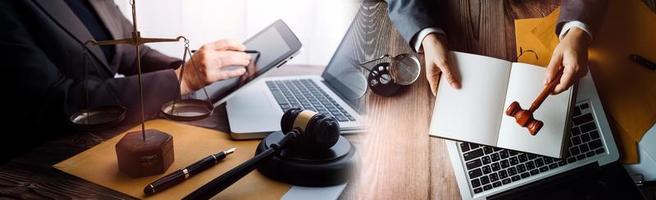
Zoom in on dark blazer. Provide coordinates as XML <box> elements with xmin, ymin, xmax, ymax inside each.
<box><xmin>0</xmin><ymin>0</ymin><xmax>182</xmax><ymax>157</ymax></box>
<box><xmin>388</xmin><ymin>0</ymin><xmax>608</xmax><ymax>48</ymax></box>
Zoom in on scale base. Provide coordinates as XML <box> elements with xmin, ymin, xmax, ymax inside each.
<box><xmin>116</xmin><ymin>129</ymin><xmax>174</xmax><ymax>177</ymax></box>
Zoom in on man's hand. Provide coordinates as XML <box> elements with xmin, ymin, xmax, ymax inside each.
<box><xmin>175</xmin><ymin>39</ymin><xmax>251</xmax><ymax>95</ymax></box>
<box><xmin>422</xmin><ymin>33</ymin><xmax>460</xmax><ymax>96</ymax></box>
<box><xmin>545</xmin><ymin>27</ymin><xmax>592</xmax><ymax>94</ymax></box>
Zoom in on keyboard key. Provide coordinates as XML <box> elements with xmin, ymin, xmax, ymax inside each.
<box><xmin>482</xmin><ymin>166</ymin><xmax>492</xmax><ymax>174</ymax></box>
<box><xmin>549</xmin><ymin>163</ymin><xmax>559</xmax><ymax>169</ymax></box>
<box><xmin>511</xmin><ymin>175</ymin><xmax>521</xmax><ymax>181</ymax></box>
<box><xmin>567</xmin><ymin>157</ymin><xmax>576</xmax><ymax>163</ymax></box>
<box><xmin>589</xmin><ymin>131</ymin><xmax>600</xmax><ymax>139</ymax></box>
<box><xmin>470</xmin><ymin>143</ymin><xmax>480</xmax><ymax>149</ymax></box>
<box><xmin>510</xmin><ymin>157</ymin><xmax>519</xmax><ymax>165</ymax></box>
<box><xmin>581</xmin><ymin>133</ymin><xmax>591</xmax><ymax>143</ymax></box>
<box><xmin>484</xmin><ymin>146</ymin><xmax>494</xmax><ymax>154</ymax></box>
<box><xmin>535</xmin><ymin>159</ymin><xmax>544</xmax><ymax>167</ymax></box>
<box><xmin>571</xmin><ymin>127</ymin><xmax>582</xmax><ymax>136</ymax></box>
<box><xmin>482</xmin><ymin>156</ymin><xmax>491</xmax><ymax>165</ymax></box>
<box><xmin>474</xmin><ymin>188</ymin><xmax>483</xmax><ymax>194</ymax></box>
<box><xmin>580</xmin><ymin>144</ymin><xmax>590</xmax><ymax>153</ymax></box>
<box><xmin>589</xmin><ymin>139</ymin><xmax>603</xmax><ymax>149</ymax></box>
<box><xmin>498</xmin><ymin>170</ymin><xmax>508</xmax><ymax>179</ymax></box>
<box><xmin>558</xmin><ymin>159</ymin><xmax>567</xmax><ymax>166</ymax></box>
<box><xmin>483</xmin><ymin>184</ymin><xmax>493</xmax><ymax>191</ymax></box>
<box><xmin>491</xmin><ymin>153</ymin><xmax>500</xmax><ymax>162</ymax></box>
<box><xmin>520</xmin><ymin>172</ymin><xmax>530</xmax><ymax>178</ymax></box>
<box><xmin>528</xmin><ymin>154</ymin><xmax>537</xmax><ymax>160</ymax></box>
<box><xmin>586</xmin><ymin>151</ymin><xmax>595</xmax><ymax>157</ymax></box>
<box><xmin>519</xmin><ymin>154</ymin><xmax>528</xmax><ymax>162</ymax></box>
<box><xmin>491</xmin><ymin>163</ymin><xmax>501</xmax><ymax>171</ymax></box>
<box><xmin>530</xmin><ymin>169</ymin><xmax>539</xmax><ymax>175</ymax></box>
<box><xmin>525</xmin><ymin>162</ymin><xmax>535</xmax><ymax>170</ymax></box>
<box><xmin>500</xmin><ymin>160</ymin><xmax>510</xmax><ymax>169</ymax></box>
<box><xmin>576</xmin><ymin>154</ymin><xmax>586</xmax><ymax>160</ymax></box>
<box><xmin>469</xmin><ymin>168</ymin><xmax>483</xmax><ymax>179</ymax></box>
<box><xmin>471</xmin><ymin>179</ymin><xmax>481</xmax><ymax>188</ymax></box>
<box><xmin>544</xmin><ymin>157</ymin><xmax>553</xmax><ymax>164</ymax></box>
<box><xmin>463</xmin><ymin>149</ymin><xmax>484</xmax><ymax>161</ymax></box>
<box><xmin>539</xmin><ymin>166</ymin><xmax>549</xmax><ymax>172</ymax></box>
<box><xmin>517</xmin><ymin>165</ymin><xmax>526</xmax><ymax>173</ymax></box>
<box><xmin>595</xmin><ymin>148</ymin><xmax>605</xmax><ymax>154</ymax></box>
<box><xmin>580</xmin><ymin>122</ymin><xmax>597</xmax><ymax>133</ymax></box>
<box><xmin>572</xmin><ymin>113</ymin><xmax>593</xmax><ymax>125</ymax></box>
<box><xmin>460</xmin><ymin>143</ymin><xmax>470</xmax><ymax>152</ymax></box>
<box><xmin>500</xmin><ymin>151</ymin><xmax>509</xmax><ymax>159</ymax></box>
<box><xmin>480</xmin><ymin>176</ymin><xmax>490</xmax><ymax>185</ymax></box>
<box><xmin>507</xmin><ymin>168</ymin><xmax>517</xmax><ymax>176</ymax></box>
<box><xmin>570</xmin><ymin>146</ymin><xmax>581</xmax><ymax>156</ymax></box>
<box><xmin>572</xmin><ymin>136</ymin><xmax>582</xmax><ymax>145</ymax></box>
<box><xmin>466</xmin><ymin>159</ymin><xmax>483</xmax><ymax>170</ymax></box>
<box><xmin>492</xmin><ymin>181</ymin><xmax>502</xmax><ymax>188</ymax></box>
<box><xmin>489</xmin><ymin>174</ymin><xmax>499</xmax><ymax>182</ymax></box>
<box><xmin>509</xmin><ymin>150</ymin><xmax>518</xmax><ymax>156</ymax></box>
<box><xmin>502</xmin><ymin>178</ymin><xmax>511</xmax><ymax>185</ymax></box>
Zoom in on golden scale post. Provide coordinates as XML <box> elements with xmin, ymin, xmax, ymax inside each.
<box><xmin>71</xmin><ymin>0</ymin><xmax>213</xmax><ymax>177</ymax></box>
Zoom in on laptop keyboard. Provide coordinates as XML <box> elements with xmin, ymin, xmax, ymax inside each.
<box><xmin>266</xmin><ymin>79</ymin><xmax>355</xmax><ymax>122</ymax></box>
<box><xmin>460</xmin><ymin>102</ymin><xmax>606</xmax><ymax>194</ymax></box>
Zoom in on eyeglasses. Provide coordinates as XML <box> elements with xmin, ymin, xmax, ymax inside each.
<box><xmin>356</xmin><ymin>53</ymin><xmax>421</xmax><ymax>96</ymax></box>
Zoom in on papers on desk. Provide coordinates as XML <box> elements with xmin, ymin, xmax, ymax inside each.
<box><xmin>429</xmin><ymin>52</ymin><xmax>573</xmax><ymax>158</ymax></box>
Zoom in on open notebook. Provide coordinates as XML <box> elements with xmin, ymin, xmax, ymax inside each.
<box><xmin>429</xmin><ymin>52</ymin><xmax>574</xmax><ymax>158</ymax></box>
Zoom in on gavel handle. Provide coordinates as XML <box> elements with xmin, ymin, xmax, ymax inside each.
<box><xmin>528</xmin><ymin>71</ymin><xmax>562</xmax><ymax>112</ymax></box>
<box><xmin>183</xmin><ymin>130</ymin><xmax>298</xmax><ymax>200</ymax></box>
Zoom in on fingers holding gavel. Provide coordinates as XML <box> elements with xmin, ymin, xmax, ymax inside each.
<box><xmin>175</xmin><ymin>39</ymin><xmax>252</xmax><ymax>95</ymax></box>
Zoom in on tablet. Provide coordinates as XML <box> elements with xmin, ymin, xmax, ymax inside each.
<box><xmin>191</xmin><ymin>19</ymin><xmax>302</xmax><ymax>107</ymax></box>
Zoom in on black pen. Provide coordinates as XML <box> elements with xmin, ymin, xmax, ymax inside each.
<box><xmin>144</xmin><ymin>147</ymin><xmax>236</xmax><ymax>196</ymax></box>
<box><xmin>630</xmin><ymin>54</ymin><xmax>656</xmax><ymax>70</ymax></box>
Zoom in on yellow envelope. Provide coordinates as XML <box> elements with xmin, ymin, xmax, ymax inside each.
<box><xmin>517</xmin><ymin>0</ymin><xmax>656</xmax><ymax>163</ymax></box>
<box><xmin>55</xmin><ymin>119</ymin><xmax>289</xmax><ymax>200</ymax></box>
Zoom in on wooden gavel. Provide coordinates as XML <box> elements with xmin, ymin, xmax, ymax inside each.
<box><xmin>505</xmin><ymin>72</ymin><xmax>562</xmax><ymax>135</ymax></box>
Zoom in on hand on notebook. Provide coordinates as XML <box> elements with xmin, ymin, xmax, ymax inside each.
<box><xmin>176</xmin><ymin>39</ymin><xmax>252</xmax><ymax>95</ymax></box>
<box><xmin>545</xmin><ymin>27</ymin><xmax>591</xmax><ymax>94</ymax></box>
<box><xmin>422</xmin><ymin>33</ymin><xmax>461</xmax><ymax>95</ymax></box>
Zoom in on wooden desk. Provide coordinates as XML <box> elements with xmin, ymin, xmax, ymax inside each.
<box><xmin>344</xmin><ymin>0</ymin><xmax>653</xmax><ymax>199</ymax></box>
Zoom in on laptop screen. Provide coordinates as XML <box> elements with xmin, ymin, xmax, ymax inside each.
<box><xmin>321</xmin><ymin>17</ymin><xmax>368</xmax><ymax>112</ymax></box>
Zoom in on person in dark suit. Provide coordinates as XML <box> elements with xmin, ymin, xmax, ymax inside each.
<box><xmin>387</xmin><ymin>0</ymin><xmax>607</xmax><ymax>95</ymax></box>
<box><xmin>0</xmin><ymin>0</ymin><xmax>250</xmax><ymax>160</ymax></box>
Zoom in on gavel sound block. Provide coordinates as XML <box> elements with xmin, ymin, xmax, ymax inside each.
<box><xmin>505</xmin><ymin>74</ymin><xmax>560</xmax><ymax>136</ymax></box>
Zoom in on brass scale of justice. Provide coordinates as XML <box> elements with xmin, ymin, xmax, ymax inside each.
<box><xmin>67</xmin><ymin>0</ymin><xmax>240</xmax><ymax>177</ymax></box>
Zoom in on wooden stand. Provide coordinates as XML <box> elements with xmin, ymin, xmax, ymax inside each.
<box><xmin>505</xmin><ymin>73</ymin><xmax>561</xmax><ymax>135</ymax></box>
<box><xmin>116</xmin><ymin>130</ymin><xmax>174</xmax><ymax>177</ymax></box>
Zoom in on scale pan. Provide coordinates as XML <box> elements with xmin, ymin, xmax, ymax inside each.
<box><xmin>161</xmin><ymin>99</ymin><xmax>213</xmax><ymax>121</ymax></box>
<box><xmin>70</xmin><ymin>106</ymin><xmax>126</xmax><ymax>130</ymax></box>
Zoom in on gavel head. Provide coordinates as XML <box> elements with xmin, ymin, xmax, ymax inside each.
<box><xmin>505</xmin><ymin>102</ymin><xmax>543</xmax><ymax>135</ymax></box>
<box><xmin>280</xmin><ymin>108</ymin><xmax>340</xmax><ymax>152</ymax></box>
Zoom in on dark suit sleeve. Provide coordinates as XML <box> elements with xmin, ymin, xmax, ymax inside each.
<box><xmin>557</xmin><ymin>0</ymin><xmax>608</xmax><ymax>37</ymax></box>
<box><xmin>387</xmin><ymin>0</ymin><xmax>441</xmax><ymax>48</ymax></box>
<box><xmin>0</xmin><ymin>3</ymin><xmax>180</xmax><ymax>127</ymax></box>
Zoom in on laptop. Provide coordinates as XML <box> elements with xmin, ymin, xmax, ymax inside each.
<box><xmin>226</xmin><ymin>17</ymin><xmax>366</xmax><ymax>139</ymax></box>
<box><xmin>445</xmin><ymin>72</ymin><xmax>620</xmax><ymax>199</ymax></box>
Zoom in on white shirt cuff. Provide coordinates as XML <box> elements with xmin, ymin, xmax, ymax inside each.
<box><xmin>559</xmin><ymin>21</ymin><xmax>592</xmax><ymax>40</ymax></box>
<box><xmin>412</xmin><ymin>27</ymin><xmax>446</xmax><ymax>52</ymax></box>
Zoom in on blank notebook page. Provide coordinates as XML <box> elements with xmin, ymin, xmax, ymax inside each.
<box><xmin>430</xmin><ymin>52</ymin><xmax>512</xmax><ymax>145</ymax></box>
<box><xmin>497</xmin><ymin>63</ymin><xmax>572</xmax><ymax>157</ymax></box>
